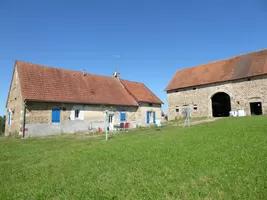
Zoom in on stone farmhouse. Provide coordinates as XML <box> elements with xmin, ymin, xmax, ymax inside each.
<box><xmin>5</xmin><ymin>61</ymin><xmax>163</xmax><ymax>137</ymax></box>
<box><xmin>166</xmin><ymin>49</ymin><xmax>267</xmax><ymax>120</ymax></box>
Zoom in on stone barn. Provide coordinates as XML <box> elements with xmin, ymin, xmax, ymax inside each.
<box><xmin>165</xmin><ymin>49</ymin><xmax>267</xmax><ymax>120</ymax></box>
<box><xmin>5</xmin><ymin>61</ymin><xmax>163</xmax><ymax>137</ymax></box>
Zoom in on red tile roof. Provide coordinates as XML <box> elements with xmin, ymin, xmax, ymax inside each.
<box><xmin>165</xmin><ymin>49</ymin><xmax>267</xmax><ymax>91</ymax></box>
<box><xmin>15</xmin><ymin>61</ymin><xmax>162</xmax><ymax>106</ymax></box>
<box><xmin>121</xmin><ymin>80</ymin><xmax>163</xmax><ymax>104</ymax></box>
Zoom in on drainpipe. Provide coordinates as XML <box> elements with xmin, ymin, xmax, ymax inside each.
<box><xmin>22</xmin><ymin>101</ymin><xmax>26</xmax><ymax>138</ymax></box>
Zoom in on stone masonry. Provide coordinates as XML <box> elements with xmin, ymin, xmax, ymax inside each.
<box><xmin>167</xmin><ymin>75</ymin><xmax>267</xmax><ymax>120</ymax></box>
<box><xmin>5</xmin><ymin>67</ymin><xmax>24</xmax><ymax>136</ymax></box>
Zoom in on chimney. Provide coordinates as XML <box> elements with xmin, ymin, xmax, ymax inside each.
<box><xmin>112</xmin><ymin>70</ymin><xmax>120</xmax><ymax>78</ymax></box>
<box><xmin>82</xmin><ymin>69</ymin><xmax>86</xmax><ymax>77</ymax></box>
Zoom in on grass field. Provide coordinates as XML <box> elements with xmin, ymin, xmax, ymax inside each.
<box><xmin>1</xmin><ymin>116</ymin><xmax>267</xmax><ymax>199</ymax></box>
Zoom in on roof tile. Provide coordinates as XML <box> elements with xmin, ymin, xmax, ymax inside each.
<box><xmin>165</xmin><ymin>49</ymin><xmax>267</xmax><ymax>91</ymax></box>
<box><xmin>16</xmin><ymin>61</ymin><xmax>162</xmax><ymax>106</ymax></box>
<box><xmin>120</xmin><ymin>80</ymin><xmax>163</xmax><ymax>104</ymax></box>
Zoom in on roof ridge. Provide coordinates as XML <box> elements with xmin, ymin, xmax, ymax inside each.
<box><xmin>120</xmin><ymin>78</ymin><xmax>144</xmax><ymax>84</ymax></box>
<box><xmin>15</xmin><ymin>60</ymin><xmax>120</xmax><ymax>80</ymax></box>
<box><xmin>165</xmin><ymin>48</ymin><xmax>267</xmax><ymax>91</ymax></box>
<box><xmin>178</xmin><ymin>48</ymin><xmax>267</xmax><ymax>71</ymax></box>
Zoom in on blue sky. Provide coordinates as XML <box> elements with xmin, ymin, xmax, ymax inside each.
<box><xmin>0</xmin><ymin>0</ymin><xmax>267</xmax><ymax>115</ymax></box>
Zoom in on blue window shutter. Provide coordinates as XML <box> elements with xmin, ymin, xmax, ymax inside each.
<box><xmin>120</xmin><ymin>112</ymin><xmax>126</xmax><ymax>121</ymax></box>
<box><xmin>52</xmin><ymin>109</ymin><xmax>56</xmax><ymax>123</ymax></box>
<box><xmin>52</xmin><ymin>109</ymin><xmax>60</xmax><ymax>123</ymax></box>
<box><xmin>8</xmin><ymin>111</ymin><xmax>11</xmax><ymax>125</ymax></box>
<box><xmin>146</xmin><ymin>111</ymin><xmax>150</xmax><ymax>123</ymax></box>
<box><xmin>153</xmin><ymin>112</ymin><xmax>156</xmax><ymax>123</ymax></box>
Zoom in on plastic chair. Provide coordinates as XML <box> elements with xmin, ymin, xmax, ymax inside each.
<box><xmin>155</xmin><ymin>120</ymin><xmax>165</xmax><ymax>130</ymax></box>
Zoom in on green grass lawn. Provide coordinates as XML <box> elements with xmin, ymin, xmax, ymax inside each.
<box><xmin>1</xmin><ymin>116</ymin><xmax>267</xmax><ymax>199</ymax></box>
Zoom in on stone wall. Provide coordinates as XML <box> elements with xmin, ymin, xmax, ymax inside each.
<box><xmin>26</xmin><ymin>102</ymin><xmax>71</xmax><ymax>124</ymax></box>
<box><xmin>23</xmin><ymin>102</ymin><xmax>139</xmax><ymax>136</ymax></box>
<box><xmin>167</xmin><ymin>75</ymin><xmax>267</xmax><ymax>120</ymax></box>
<box><xmin>25</xmin><ymin>119</ymin><xmax>106</xmax><ymax>137</ymax></box>
<box><xmin>23</xmin><ymin>102</ymin><xmax>162</xmax><ymax>136</ymax></box>
<box><xmin>25</xmin><ymin>102</ymin><xmax>138</xmax><ymax>124</ymax></box>
<box><xmin>5</xmin><ymin>67</ymin><xmax>24</xmax><ymax>136</ymax></box>
<box><xmin>135</xmin><ymin>103</ymin><xmax>162</xmax><ymax>126</ymax></box>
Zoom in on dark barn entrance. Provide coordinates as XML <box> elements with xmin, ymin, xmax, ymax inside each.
<box><xmin>250</xmin><ymin>102</ymin><xmax>262</xmax><ymax>115</ymax></box>
<box><xmin>211</xmin><ymin>92</ymin><xmax>231</xmax><ymax>117</ymax></box>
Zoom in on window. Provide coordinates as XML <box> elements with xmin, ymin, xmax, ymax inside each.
<box><xmin>75</xmin><ymin>110</ymin><xmax>80</xmax><ymax>118</ymax></box>
<box><xmin>108</xmin><ymin>114</ymin><xmax>114</xmax><ymax>123</ymax></box>
<box><xmin>52</xmin><ymin>108</ymin><xmax>60</xmax><ymax>123</ymax></box>
<box><xmin>146</xmin><ymin>111</ymin><xmax>156</xmax><ymax>123</ymax></box>
<box><xmin>193</xmin><ymin>104</ymin><xmax>198</xmax><ymax>110</ymax></box>
<box><xmin>149</xmin><ymin>103</ymin><xmax>153</xmax><ymax>106</ymax></box>
<box><xmin>70</xmin><ymin>106</ymin><xmax>84</xmax><ymax>120</ymax></box>
<box><xmin>175</xmin><ymin>90</ymin><xmax>178</xmax><ymax>93</ymax></box>
<box><xmin>176</xmin><ymin>109</ymin><xmax>179</xmax><ymax>112</ymax></box>
<box><xmin>8</xmin><ymin>109</ymin><xmax>12</xmax><ymax>125</ymax></box>
<box><xmin>193</xmin><ymin>87</ymin><xmax>196</xmax><ymax>90</ymax></box>
<box><xmin>120</xmin><ymin>112</ymin><xmax>126</xmax><ymax>121</ymax></box>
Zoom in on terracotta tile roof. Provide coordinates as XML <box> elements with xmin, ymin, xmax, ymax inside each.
<box><xmin>120</xmin><ymin>80</ymin><xmax>163</xmax><ymax>104</ymax></box>
<box><xmin>165</xmin><ymin>49</ymin><xmax>267</xmax><ymax>91</ymax></box>
<box><xmin>15</xmin><ymin>61</ymin><xmax>162</xmax><ymax>106</ymax></box>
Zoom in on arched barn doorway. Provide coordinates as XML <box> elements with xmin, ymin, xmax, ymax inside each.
<box><xmin>211</xmin><ymin>92</ymin><xmax>231</xmax><ymax>117</ymax></box>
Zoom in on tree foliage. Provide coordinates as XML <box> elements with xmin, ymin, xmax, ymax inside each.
<box><xmin>0</xmin><ymin>115</ymin><xmax>6</xmax><ymax>135</ymax></box>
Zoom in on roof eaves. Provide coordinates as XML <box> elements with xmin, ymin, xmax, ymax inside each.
<box><xmin>6</xmin><ymin>61</ymin><xmax>20</xmax><ymax>108</ymax></box>
<box><xmin>166</xmin><ymin>73</ymin><xmax>267</xmax><ymax>91</ymax></box>
<box><xmin>25</xmin><ymin>99</ymin><xmax>139</xmax><ymax>107</ymax></box>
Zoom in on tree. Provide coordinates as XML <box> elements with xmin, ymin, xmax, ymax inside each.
<box><xmin>0</xmin><ymin>115</ymin><xmax>6</xmax><ymax>135</ymax></box>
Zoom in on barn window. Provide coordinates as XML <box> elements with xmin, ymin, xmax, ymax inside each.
<box><xmin>149</xmin><ymin>103</ymin><xmax>153</xmax><ymax>106</ymax></box>
<box><xmin>176</xmin><ymin>109</ymin><xmax>179</xmax><ymax>112</ymax></box>
<box><xmin>193</xmin><ymin>87</ymin><xmax>196</xmax><ymax>90</ymax></box>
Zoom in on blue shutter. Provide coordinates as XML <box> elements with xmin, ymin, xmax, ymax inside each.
<box><xmin>120</xmin><ymin>112</ymin><xmax>126</xmax><ymax>121</ymax></box>
<box><xmin>52</xmin><ymin>109</ymin><xmax>60</xmax><ymax>123</ymax></box>
<box><xmin>146</xmin><ymin>111</ymin><xmax>150</xmax><ymax>123</ymax></box>
<box><xmin>8</xmin><ymin>111</ymin><xmax>11</xmax><ymax>125</ymax></box>
<box><xmin>153</xmin><ymin>112</ymin><xmax>156</xmax><ymax>123</ymax></box>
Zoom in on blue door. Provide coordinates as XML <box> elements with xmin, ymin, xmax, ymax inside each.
<box><xmin>153</xmin><ymin>112</ymin><xmax>156</xmax><ymax>123</ymax></box>
<box><xmin>146</xmin><ymin>111</ymin><xmax>150</xmax><ymax>123</ymax></box>
<box><xmin>52</xmin><ymin>108</ymin><xmax>60</xmax><ymax>123</ymax></box>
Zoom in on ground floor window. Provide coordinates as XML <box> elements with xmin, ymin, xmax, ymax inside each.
<box><xmin>7</xmin><ymin>109</ymin><xmax>12</xmax><ymax>125</ymax></box>
<box><xmin>109</xmin><ymin>114</ymin><xmax>114</xmax><ymax>123</ymax></box>
<box><xmin>146</xmin><ymin>111</ymin><xmax>156</xmax><ymax>123</ymax></box>
<box><xmin>75</xmin><ymin>110</ymin><xmax>80</xmax><ymax>119</ymax></box>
